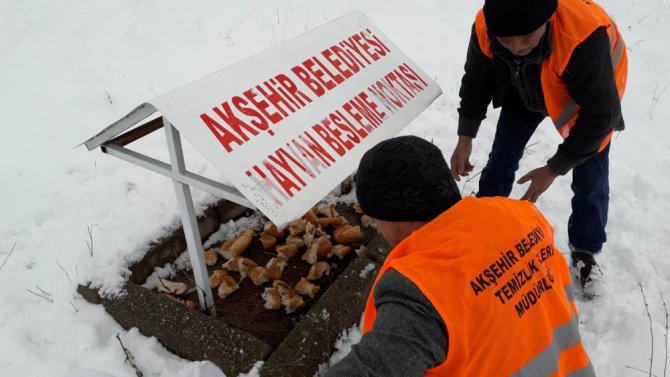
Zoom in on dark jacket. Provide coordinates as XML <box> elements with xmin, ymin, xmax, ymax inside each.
<box><xmin>325</xmin><ymin>269</ymin><xmax>447</xmax><ymax>377</ymax></box>
<box><xmin>457</xmin><ymin>24</ymin><xmax>624</xmax><ymax>175</ymax></box>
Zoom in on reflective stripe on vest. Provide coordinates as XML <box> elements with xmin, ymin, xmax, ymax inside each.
<box><xmin>362</xmin><ymin>197</ymin><xmax>593</xmax><ymax>376</ymax></box>
<box><xmin>566</xmin><ymin>363</ymin><xmax>596</xmax><ymax>377</ymax></box>
<box><xmin>610</xmin><ymin>20</ymin><xmax>625</xmax><ymax>68</ymax></box>
<box><xmin>553</xmin><ymin>17</ymin><xmax>626</xmax><ymax>132</ymax></box>
<box><xmin>510</xmin><ymin>317</ymin><xmax>594</xmax><ymax>376</ymax></box>
<box><xmin>474</xmin><ymin>0</ymin><xmax>627</xmax><ymax>150</ymax></box>
<box><xmin>564</xmin><ymin>282</ymin><xmax>575</xmax><ymax>303</ymax></box>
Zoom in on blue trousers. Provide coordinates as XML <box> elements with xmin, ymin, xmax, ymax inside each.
<box><xmin>477</xmin><ymin>110</ymin><xmax>609</xmax><ymax>254</ymax></box>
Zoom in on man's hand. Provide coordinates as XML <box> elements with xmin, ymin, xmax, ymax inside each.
<box><xmin>450</xmin><ymin>136</ymin><xmax>474</xmax><ymax>181</ymax></box>
<box><xmin>517</xmin><ymin>165</ymin><xmax>559</xmax><ymax>202</ymax></box>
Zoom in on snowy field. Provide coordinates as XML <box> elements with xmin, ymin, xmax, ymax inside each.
<box><xmin>1</xmin><ymin>0</ymin><xmax>669</xmax><ymax>376</ymax></box>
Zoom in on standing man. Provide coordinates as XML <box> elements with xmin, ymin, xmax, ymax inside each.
<box><xmin>327</xmin><ymin>135</ymin><xmax>593</xmax><ymax>376</ymax></box>
<box><xmin>450</xmin><ymin>0</ymin><xmax>627</xmax><ymax>289</ymax></box>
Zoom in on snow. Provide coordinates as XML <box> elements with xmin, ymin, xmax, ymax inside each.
<box><xmin>359</xmin><ymin>263</ymin><xmax>376</xmax><ymax>279</ymax></box>
<box><xmin>1</xmin><ymin>0</ymin><xmax>669</xmax><ymax>376</ymax></box>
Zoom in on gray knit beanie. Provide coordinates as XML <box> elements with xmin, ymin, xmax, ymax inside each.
<box><xmin>484</xmin><ymin>0</ymin><xmax>557</xmax><ymax>37</ymax></box>
<box><xmin>356</xmin><ymin>136</ymin><xmax>461</xmax><ymax>222</ymax></box>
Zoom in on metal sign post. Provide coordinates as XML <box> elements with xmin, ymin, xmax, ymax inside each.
<box><xmin>164</xmin><ymin>119</ymin><xmax>215</xmax><ymax>312</ymax></box>
<box><xmin>84</xmin><ymin>112</ymin><xmax>256</xmax><ymax>312</ymax></box>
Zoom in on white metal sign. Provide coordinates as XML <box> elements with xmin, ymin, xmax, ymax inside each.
<box><xmin>147</xmin><ymin>11</ymin><xmax>441</xmax><ymax>228</ymax></box>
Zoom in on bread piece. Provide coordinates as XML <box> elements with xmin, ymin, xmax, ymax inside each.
<box><xmin>260</xmin><ymin>232</ymin><xmax>277</xmax><ymax>251</ymax></box>
<box><xmin>262</xmin><ymin>287</ymin><xmax>282</xmax><ymax>310</ymax></box>
<box><xmin>204</xmin><ymin>249</ymin><xmax>219</xmax><ymax>266</ymax></box>
<box><xmin>157</xmin><ymin>278</ymin><xmax>189</xmax><ymax>295</ymax></box>
<box><xmin>161</xmin><ymin>292</ymin><xmax>196</xmax><ymax>309</ymax></box>
<box><xmin>360</xmin><ymin>215</ymin><xmax>375</xmax><ymax>228</ymax></box>
<box><xmin>328</xmin><ymin>245</ymin><xmax>352</xmax><ymax>259</ymax></box>
<box><xmin>333</xmin><ymin>225</ymin><xmax>363</xmax><ymax>245</ymax></box>
<box><xmin>220</xmin><ymin>229</ymin><xmax>253</xmax><ymax>259</ymax></box>
<box><xmin>249</xmin><ymin>266</ymin><xmax>269</xmax><ymax>286</ymax></box>
<box><xmin>273</xmin><ymin>280</ymin><xmax>305</xmax><ymax>314</ymax></box>
<box><xmin>317</xmin><ymin>203</ymin><xmax>339</xmax><ymax>218</ymax></box>
<box><xmin>222</xmin><ymin>257</ymin><xmax>257</xmax><ymax>278</ymax></box>
<box><xmin>307</xmin><ymin>262</ymin><xmax>331</xmax><ymax>280</ymax></box>
<box><xmin>275</xmin><ymin>243</ymin><xmax>299</xmax><ymax>260</ymax></box>
<box><xmin>265</xmin><ymin>257</ymin><xmax>287</xmax><ymax>281</ymax></box>
<box><xmin>264</xmin><ymin>221</ymin><xmax>286</xmax><ymax>238</ymax></box>
<box><xmin>217</xmin><ymin>275</ymin><xmax>239</xmax><ymax>299</ymax></box>
<box><xmin>302</xmin><ymin>209</ymin><xmax>319</xmax><ymax>225</ymax></box>
<box><xmin>317</xmin><ymin>216</ymin><xmax>348</xmax><ymax>228</ymax></box>
<box><xmin>288</xmin><ymin>218</ymin><xmax>308</xmax><ymax>236</ymax></box>
<box><xmin>285</xmin><ymin>235</ymin><xmax>305</xmax><ymax>248</ymax></box>
<box><xmin>295</xmin><ymin>277</ymin><xmax>320</xmax><ymax>298</ymax></box>
<box><xmin>209</xmin><ymin>269</ymin><xmax>229</xmax><ymax>288</ymax></box>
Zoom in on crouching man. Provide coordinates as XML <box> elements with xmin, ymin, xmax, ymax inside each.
<box><xmin>326</xmin><ymin>135</ymin><xmax>594</xmax><ymax>376</ymax></box>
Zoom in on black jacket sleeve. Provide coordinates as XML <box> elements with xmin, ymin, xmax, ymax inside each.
<box><xmin>325</xmin><ymin>269</ymin><xmax>448</xmax><ymax>377</ymax></box>
<box><xmin>547</xmin><ymin>26</ymin><xmax>623</xmax><ymax>175</ymax></box>
<box><xmin>457</xmin><ymin>23</ymin><xmax>495</xmax><ymax>138</ymax></box>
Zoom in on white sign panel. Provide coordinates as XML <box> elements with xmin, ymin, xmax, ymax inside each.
<box><xmin>148</xmin><ymin>11</ymin><xmax>442</xmax><ymax>228</ymax></box>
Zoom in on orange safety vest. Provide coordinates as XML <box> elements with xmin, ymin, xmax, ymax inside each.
<box><xmin>474</xmin><ymin>0</ymin><xmax>628</xmax><ymax>152</ymax></box>
<box><xmin>362</xmin><ymin>197</ymin><xmax>593</xmax><ymax>376</ymax></box>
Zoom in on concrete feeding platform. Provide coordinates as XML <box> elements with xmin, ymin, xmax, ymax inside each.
<box><xmin>78</xmin><ymin>199</ymin><xmax>390</xmax><ymax>376</ymax></box>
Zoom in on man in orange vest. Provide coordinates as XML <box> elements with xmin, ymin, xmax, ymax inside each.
<box><xmin>449</xmin><ymin>0</ymin><xmax>627</xmax><ymax>290</ymax></box>
<box><xmin>327</xmin><ymin>135</ymin><xmax>593</xmax><ymax>376</ymax></box>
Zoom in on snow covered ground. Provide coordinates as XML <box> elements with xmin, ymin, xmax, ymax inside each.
<box><xmin>1</xmin><ymin>0</ymin><xmax>669</xmax><ymax>376</ymax></box>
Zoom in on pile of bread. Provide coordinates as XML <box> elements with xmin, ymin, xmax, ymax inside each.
<box><xmin>202</xmin><ymin>203</ymin><xmax>373</xmax><ymax>313</ymax></box>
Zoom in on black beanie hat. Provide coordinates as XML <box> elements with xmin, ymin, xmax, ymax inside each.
<box><xmin>355</xmin><ymin>135</ymin><xmax>461</xmax><ymax>222</ymax></box>
<box><xmin>484</xmin><ymin>0</ymin><xmax>557</xmax><ymax>37</ymax></box>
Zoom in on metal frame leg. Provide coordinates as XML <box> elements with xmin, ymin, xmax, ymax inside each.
<box><xmin>164</xmin><ymin>119</ymin><xmax>215</xmax><ymax>313</ymax></box>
